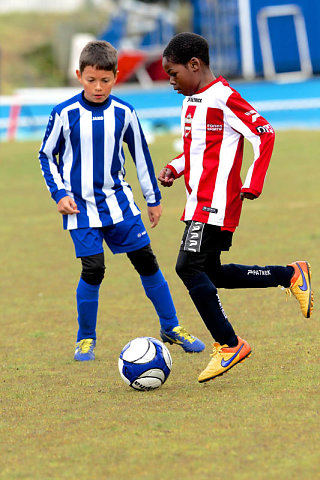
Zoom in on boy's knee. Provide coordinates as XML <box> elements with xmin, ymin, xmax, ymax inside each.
<box><xmin>176</xmin><ymin>253</ymin><xmax>200</xmax><ymax>285</ymax></box>
<box><xmin>81</xmin><ymin>253</ymin><xmax>105</xmax><ymax>285</ymax></box>
<box><xmin>175</xmin><ymin>257</ymin><xmax>186</xmax><ymax>280</ymax></box>
<box><xmin>127</xmin><ymin>244</ymin><xmax>159</xmax><ymax>276</ymax></box>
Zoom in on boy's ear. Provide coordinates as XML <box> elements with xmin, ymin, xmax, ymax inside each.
<box><xmin>76</xmin><ymin>69</ymin><xmax>82</xmax><ymax>82</ymax></box>
<box><xmin>189</xmin><ymin>57</ymin><xmax>201</xmax><ymax>72</ymax></box>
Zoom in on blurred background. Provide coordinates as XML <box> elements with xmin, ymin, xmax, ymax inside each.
<box><xmin>1</xmin><ymin>0</ymin><xmax>320</xmax><ymax>141</ymax></box>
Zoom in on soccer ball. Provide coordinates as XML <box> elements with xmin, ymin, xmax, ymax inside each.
<box><xmin>118</xmin><ymin>337</ymin><xmax>172</xmax><ymax>391</ymax></box>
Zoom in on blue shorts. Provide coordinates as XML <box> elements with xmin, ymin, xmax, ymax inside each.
<box><xmin>69</xmin><ymin>215</ymin><xmax>150</xmax><ymax>258</ymax></box>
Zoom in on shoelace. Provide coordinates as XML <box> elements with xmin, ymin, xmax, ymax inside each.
<box><xmin>282</xmin><ymin>285</ymin><xmax>313</xmax><ymax>315</ymax></box>
<box><xmin>174</xmin><ymin>326</ymin><xmax>195</xmax><ymax>343</ymax></box>
<box><xmin>210</xmin><ymin>342</ymin><xmax>222</xmax><ymax>357</ymax></box>
<box><xmin>78</xmin><ymin>339</ymin><xmax>94</xmax><ymax>353</ymax></box>
<box><xmin>282</xmin><ymin>287</ymin><xmax>291</xmax><ymax>300</ymax></box>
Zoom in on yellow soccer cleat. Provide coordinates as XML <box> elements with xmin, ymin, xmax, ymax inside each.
<box><xmin>74</xmin><ymin>338</ymin><xmax>96</xmax><ymax>361</ymax></box>
<box><xmin>287</xmin><ymin>261</ymin><xmax>313</xmax><ymax>318</ymax></box>
<box><xmin>160</xmin><ymin>326</ymin><xmax>205</xmax><ymax>353</ymax></box>
<box><xmin>198</xmin><ymin>336</ymin><xmax>251</xmax><ymax>383</ymax></box>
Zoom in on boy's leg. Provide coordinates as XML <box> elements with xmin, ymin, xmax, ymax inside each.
<box><xmin>70</xmin><ymin>228</ymin><xmax>105</xmax><ymax>361</ymax></box>
<box><xmin>127</xmin><ymin>245</ymin><xmax>205</xmax><ymax>353</ymax></box>
<box><xmin>177</xmin><ymin>250</ymin><xmax>252</xmax><ymax>381</ymax></box>
<box><xmin>176</xmin><ymin>250</ymin><xmax>238</xmax><ymax>348</ymax></box>
<box><xmin>176</xmin><ymin>221</ymin><xmax>251</xmax><ymax>381</ymax></box>
<box><xmin>127</xmin><ymin>245</ymin><xmax>177</xmax><ymax>331</ymax></box>
<box><xmin>76</xmin><ymin>253</ymin><xmax>105</xmax><ymax>341</ymax></box>
<box><xmin>208</xmin><ymin>260</ymin><xmax>293</xmax><ymax>289</ymax></box>
<box><xmin>103</xmin><ymin>215</ymin><xmax>204</xmax><ymax>353</ymax></box>
<box><xmin>207</xmin><ymin>258</ymin><xmax>313</xmax><ymax>318</ymax></box>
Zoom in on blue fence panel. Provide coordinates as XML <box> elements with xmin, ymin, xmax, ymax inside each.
<box><xmin>250</xmin><ymin>0</ymin><xmax>320</xmax><ymax>75</ymax></box>
<box><xmin>1</xmin><ymin>78</ymin><xmax>319</xmax><ymax>141</ymax></box>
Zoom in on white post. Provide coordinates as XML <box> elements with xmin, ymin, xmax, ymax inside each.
<box><xmin>238</xmin><ymin>0</ymin><xmax>255</xmax><ymax>79</ymax></box>
<box><xmin>68</xmin><ymin>33</ymin><xmax>96</xmax><ymax>82</ymax></box>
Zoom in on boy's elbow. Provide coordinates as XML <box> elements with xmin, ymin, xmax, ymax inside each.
<box><xmin>271</xmin><ymin>128</ymin><xmax>275</xmax><ymax>141</ymax></box>
<box><xmin>263</xmin><ymin>127</ymin><xmax>275</xmax><ymax>151</ymax></box>
<box><xmin>270</xmin><ymin>130</ymin><xmax>276</xmax><ymax>150</ymax></box>
<box><xmin>269</xmin><ymin>126</ymin><xmax>275</xmax><ymax>141</ymax></box>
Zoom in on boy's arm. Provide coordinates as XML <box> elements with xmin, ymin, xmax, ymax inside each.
<box><xmin>158</xmin><ymin>153</ymin><xmax>185</xmax><ymax>187</ymax></box>
<box><xmin>147</xmin><ymin>204</ymin><xmax>162</xmax><ymax>228</ymax></box>
<box><xmin>224</xmin><ymin>92</ymin><xmax>275</xmax><ymax>198</ymax></box>
<box><xmin>39</xmin><ymin>110</ymin><xmax>69</xmax><ymax>204</ymax></box>
<box><xmin>124</xmin><ymin>109</ymin><xmax>161</xmax><ymax>207</ymax></box>
<box><xmin>57</xmin><ymin>196</ymin><xmax>80</xmax><ymax>215</ymax></box>
<box><xmin>158</xmin><ymin>167</ymin><xmax>175</xmax><ymax>187</ymax></box>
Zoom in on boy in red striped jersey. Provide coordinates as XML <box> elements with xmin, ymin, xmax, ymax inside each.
<box><xmin>158</xmin><ymin>32</ymin><xmax>313</xmax><ymax>383</ymax></box>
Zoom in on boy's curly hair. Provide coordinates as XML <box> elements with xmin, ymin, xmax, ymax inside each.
<box><xmin>79</xmin><ymin>40</ymin><xmax>118</xmax><ymax>74</ymax></box>
<box><xmin>163</xmin><ymin>32</ymin><xmax>210</xmax><ymax>66</ymax></box>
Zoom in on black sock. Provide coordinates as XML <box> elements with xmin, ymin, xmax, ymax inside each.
<box><xmin>185</xmin><ymin>272</ymin><xmax>238</xmax><ymax>347</ymax></box>
<box><xmin>215</xmin><ymin>264</ymin><xmax>294</xmax><ymax>289</ymax></box>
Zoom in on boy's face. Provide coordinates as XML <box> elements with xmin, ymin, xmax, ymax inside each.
<box><xmin>76</xmin><ymin>66</ymin><xmax>118</xmax><ymax>103</ymax></box>
<box><xmin>162</xmin><ymin>57</ymin><xmax>200</xmax><ymax>96</ymax></box>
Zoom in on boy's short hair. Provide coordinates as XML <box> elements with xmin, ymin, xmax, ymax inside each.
<box><xmin>163</xmin><ymin>32</ymin><xmax>210</xmax><ymax>66</ymax></box>
<box><xmin>79</xmin><ymin>40</ymin><xmax>118</xmax><ymax>74</ymax></box>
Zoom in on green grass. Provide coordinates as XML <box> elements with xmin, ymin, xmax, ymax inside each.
<box><xmin>1</xmin><ymin>132</ymin><xmax>319</xmax><ymax>480</ymax></box>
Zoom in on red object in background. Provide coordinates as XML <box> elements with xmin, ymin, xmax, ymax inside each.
<box><xmin>8</xmin><ymin>103</ymin><xmax>21</xmax><ymax>141</ymax></box>
<box><xmin>116</xmin><ymin>51</ymin><xmax>147</xmax><ymax>83</ymax></box>
<box><xmin>146</xmin><ymin>57</ymin><xmax>169</xmax><ymax>81</ymax></box>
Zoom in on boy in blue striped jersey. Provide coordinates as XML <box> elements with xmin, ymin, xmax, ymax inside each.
<box><xmin>39</xmin><ymin>40</ymin><xmax>204</xmax><ymax>360</ymax></box>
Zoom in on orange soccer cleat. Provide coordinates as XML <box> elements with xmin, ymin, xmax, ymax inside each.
<box><xmin>287</xmin><ymin>261</ymin><xmax>313</xmax><ymax>318</ymax></box>
<box><xmin>198</xmin><ymin>336</ymin><xmax>251</xmax><ymax>383</ymax></box>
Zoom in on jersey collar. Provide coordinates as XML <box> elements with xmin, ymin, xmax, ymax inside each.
<box><xmin>79</xmin><ymin>91</ymin><xmax>111</xmax><ymax>110</ymax></box>
<box><xmin>195</xmin><ymin>76</ymin><xmax>224</xmax><ymax>94</ymax></box>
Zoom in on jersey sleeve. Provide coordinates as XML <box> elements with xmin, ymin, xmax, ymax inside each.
<box><xmin>225</xmin><ymin>91</ymin><xmax>275</xmax><ymax>197</ymax></box>
<box><xmin>38</xmin><ymin>110</ymin><xmax>67</xmax><ymax>203</ymax></box>
<box><xmin>166</xmin><ymin>152</ymin><xmax>185</xmax><ymax>178</ymax></box>
<box><xmin>124</xmin><ymin>109</ymin><xmax>161</xmax><ymax>206</ymax></box>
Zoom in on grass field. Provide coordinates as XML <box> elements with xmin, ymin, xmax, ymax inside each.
<box><xmin>1</xmin><ymin>132</ymin><xmax>319</xmax><ymax>480</ymax></box>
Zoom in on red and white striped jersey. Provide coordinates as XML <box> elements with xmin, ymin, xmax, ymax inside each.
<box><xmin>166</xmin><ymin>76</ymin><xmax>275</xmax><ymax>231</ymax></box>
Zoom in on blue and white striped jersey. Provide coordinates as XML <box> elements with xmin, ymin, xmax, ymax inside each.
<box><xmin>39</xmin><ymin>92</ymin><xmax>161</xmax><ymax>230</ymax></box>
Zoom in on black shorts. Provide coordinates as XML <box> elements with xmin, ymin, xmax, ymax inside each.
<box><xmin>180</xmin><ymin>221</ymin><xmax>233</xmax><ymax>254</ymax></box>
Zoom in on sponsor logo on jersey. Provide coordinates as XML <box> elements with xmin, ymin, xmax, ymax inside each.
<box><xmin>256</xmin><ymin>124</ymin><xmax>274</xmax><ymax>134</ymax></box>
<box><xmin>187</xmin><ymin>97</ymin><xmax>202</xmax><ymax>103</ymax></box>
<box><xmin>202</xmin><ymin>206</ymin><xmax>218</xmax><ymax>213</ymax></box>
<box><xmin>206</xmin><ymin>123</ymin><xmax>223</xmax><ymax>132</ymax></box>
<box><xmin>137</xmin><ymin>230</ymin><xmax>147</xmax><ymax>238</ymax></box>
<box><xmin>184</xmin><ymin>113</ymin><xmax>193</xmax><ymax>137</ymax></box>
<box><xmin>245</xmin><ymin>109</ymin><xmax>261</xmax><ymax>123</ymax></box>
<box><xmin>92</xmin><ymin>116</ymin><xmax>104</xmax><ymax>121</ymax></box>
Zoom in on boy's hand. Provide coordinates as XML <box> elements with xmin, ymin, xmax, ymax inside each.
<box><xmin>158</xmin><ymin>168</ymin><xmax>175</xmax><ymax>187</ymax></box>
<box><xmin>57</xmin><ymin>196</ymin><xmax>80</xmax><ymax>215</ymax></box>
<box><xmin>148</xmin><ymin>204</ymin><xmax>162</xmax><ymax>228</ymax></box>
<box><xmin>240</xmin><ymin>192</ymin><xmax>257</xmax><ymax>201</ymax></box>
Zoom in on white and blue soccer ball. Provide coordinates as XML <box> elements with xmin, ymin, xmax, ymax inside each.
<box><xmin>118</xmin><ymin>337</ymin><xmax>172</xmax><ymax>391</ymax></box>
